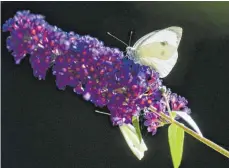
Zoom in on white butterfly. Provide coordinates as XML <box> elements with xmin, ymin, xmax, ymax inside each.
<box><xmin>126</xmin><ymin>26</ymin><xmax>182</xmax><ymax>78</ymax></box>
<box><xmin>108</xmin><ymin>26</ymin><xmax>183</xmax><ymax>78</ymax></box>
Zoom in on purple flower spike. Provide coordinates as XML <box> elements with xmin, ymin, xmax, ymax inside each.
<box><xmin>3</xmin><ymin>11</ymin><xmax>190</xmax><ymax>136</ymax></box>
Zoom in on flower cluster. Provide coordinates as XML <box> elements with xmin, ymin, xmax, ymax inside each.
<box><xmin>3</xmin><ymin>11</ymin><xmax>190</xmax><ymax>135</ymax></box>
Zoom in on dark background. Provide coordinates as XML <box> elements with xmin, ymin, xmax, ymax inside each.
<box><xmin>2</xmin><ymin>1</ymin><xmax>229</xmax><ymax>168</ymax></box>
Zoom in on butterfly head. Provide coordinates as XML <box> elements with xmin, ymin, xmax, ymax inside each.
<box><xmin>126</xmin><ymin>46</ymin><xmax>137</xmax><ymax>60</ymax></box>
<box><xmin>106</xmin><ymin>32</ymin><xmax>136</xmax><ymax>59</ymax></box>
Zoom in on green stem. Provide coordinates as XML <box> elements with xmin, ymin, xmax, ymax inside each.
<box><xmin>149</xmin><ymin>107</ymin><xmax>229</xmax><ymax>158</ymax></box>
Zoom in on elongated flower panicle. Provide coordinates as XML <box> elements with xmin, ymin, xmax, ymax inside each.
<box><xmin>4</xmin><ymin>11</ymin><xmax>229</xmax><ymax>165</ymax></box>
<box><xmin>3</xmin><ymin>10</ymin><xmax>189</xmax><ymax>134</ymax></box>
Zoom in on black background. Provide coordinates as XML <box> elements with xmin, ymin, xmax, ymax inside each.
<box><xmin>2</xmin><ymin>1</ymin><xmax>229</xmax><ymax>168</ymax></box>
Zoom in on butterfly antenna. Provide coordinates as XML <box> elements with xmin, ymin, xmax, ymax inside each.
<box><xmin>107</xmin><ymin>32</ymin><xmax>128</xmax><ymax>47</ymax></box>
<box><xmin>95</xmin><ymin>110</ymin><xmax>111</xmax><ymax>116</ymax></box>
<box><xmin>128</xmin><ymin>31</ymin><xmax>133</xmax><ymax>46</ymax></box>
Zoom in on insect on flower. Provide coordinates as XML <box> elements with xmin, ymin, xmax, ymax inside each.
<box><xmin>3</xmin><ymin>10</ymin><xmax>229</xmax><ymax>167</ymax></box>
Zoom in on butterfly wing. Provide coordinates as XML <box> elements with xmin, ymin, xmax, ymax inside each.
<box><xmin>133</xmin><ymin>30</ymin><xmax>159</xmax><ymax>48</ymax></box>
<box><xmin>138</xmin><ymin>52</ymin><xmax>178</xmax><ymax>78</ymax></box>
<box><xmin>133</xmin><ymin>26</ymin><xmax>182</xmax><ymax>78</ymax></box>
<box><xmin>137</xmin><ymin>42</ymin><xmax>177</xmax><ymax>60</ymax></box>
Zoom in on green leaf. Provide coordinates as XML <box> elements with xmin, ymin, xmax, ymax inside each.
<box><xmin>132</xmin><ymin>116</ymin><xmax>142</xmax><ymax>143</ymax></box>
<box><xmin>168</xmin><ymin>123</ymin><xmax>185</xmax><ymax>168</ymax></box>
<box><xmin>119</xmin><ymin>124</ymin><xmax>148</xmax><ymax>160</ymax></box>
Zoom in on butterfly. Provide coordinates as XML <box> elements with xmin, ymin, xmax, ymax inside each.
<box><xmin>108</xmin><ymin>26</ymin><xmax>183</xmax><ymax>78</ymax></box>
